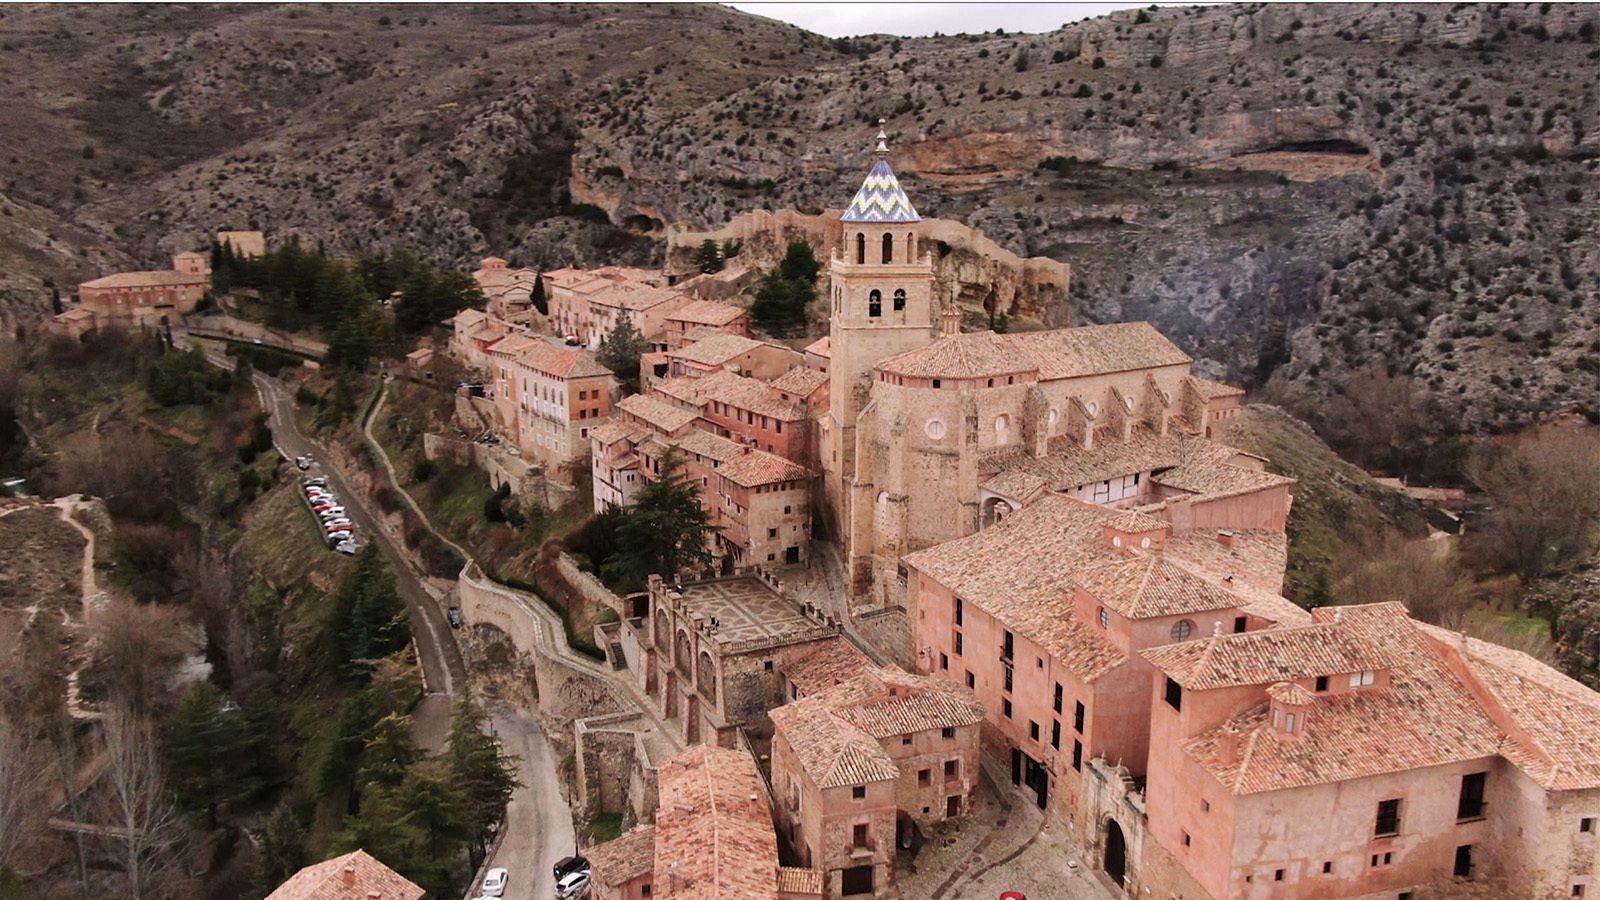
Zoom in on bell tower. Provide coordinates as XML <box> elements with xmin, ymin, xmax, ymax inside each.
<box><xmin>821</xmin><ymin>123</ymin><xmax>937</xmax><ymax>551</ymax></box>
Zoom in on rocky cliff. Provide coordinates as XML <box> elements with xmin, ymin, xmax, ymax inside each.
<box><xmin>2</xmin><ymin>3</ymin><xmax>1598</xmax><ymax>430</ymax></box>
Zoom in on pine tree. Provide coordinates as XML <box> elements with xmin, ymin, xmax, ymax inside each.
<box><xmin>163</xmin><ymin>681</ymin><xmax>267</xmax><ymax>815</ymax></box>
<box><xmin>596</xmin><ymin>313</ymin><xmax>648</xmax><ymax>394</ymax></box>
<box><xmin>603</xmin><ymin>448</ymin><xmax>716</xmax><ymax>588</ymax></box>
<box><xmin>314</xmin><ymin>692</ymin><xmax>381</xmax><ymax>797</ymax></box>
<box><xmin>693</xmin><ymin>239</ymin><xmax>724</xmax><ymax>274</ymax></box>
<box><xmin>530</xmin><ymin>272</ymin><xmax>548</xmax><ymax>316</ymax></box>
<box><xmin>777</xmin><ymin>238</ymin><xmax>820</xmax><ymax>285</ymax></box>
<box><xmin>445</xmin><ymin>695</ymin><xmax>520</xmax><ymax>854</ymax></box>
<box><xmin>355</xmin><ymin>712</ymin><xmax>419</xmax><ymax>793</ymax></box>
<box><xmin>328</xmin><ymin>546</ymin><xmax>412</xmax><ymax>684</ymax></box>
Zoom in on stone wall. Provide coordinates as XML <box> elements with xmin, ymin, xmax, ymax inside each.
<box><xmin>554</xmin><ymin>552</ymin><xmax>627</xmax><ymax>619</ymax></box>
<box><xmin>575</xmin><ymin>713</ymin><xmax>645</xmax><ymax>820</ymax></box>
<box><xmin>422</xmin><ymin>431</ymin><xmax>555</xmax><ymax>506</ymax></box>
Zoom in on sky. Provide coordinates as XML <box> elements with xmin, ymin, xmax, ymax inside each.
<box><xmin>726</xmin><ymin>2</ymin><xmax>1164</xmax><ymax>38</ymax></box>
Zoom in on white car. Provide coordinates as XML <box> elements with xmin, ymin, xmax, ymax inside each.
<box><xmin>326</xmin><ymin>531</ymin><xmax>352</xmax><ymax>546</ymax></box>
<box><xmin>480</xmin><ymin>868</ymin><xmax>509</xmax><ymax>897</ymax></box>
<box><xmin>555</xmin><ymin>869</ymin><xmax>592</xmax><ymax>898</ymax></box>
<box><xmin>317</xmin><ymin>506</ymin><xmax>346</xmax><ymax>520</ymax></box>
<box><xmin>334</xmin><ymin>540</ymin><xmax>358</xmax><ymax>556</ymax></box>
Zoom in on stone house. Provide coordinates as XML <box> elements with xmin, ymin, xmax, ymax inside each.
<box><xmin>74</xmin><ymin>250</ymin><xmax>211</xmax><ymax>328</ymax></box>
<box><xmin>471</xmin><ymin>256</ymin><xmax>542</xmax><ymax>320</ymax></box>
<box><xmin>769</xmin><ymin>667</ymin><xmax>984</xmax><ymax>899</ymax></box>
<box><xmin>662</xmin><ymin>331</ymin><xmax>802</xmax><ymax>382</ymax></box>
<box><xmin>659</xmin><ymin>298</ymin><xmax>751</xmax><ymax>350</ymax></box>
<box><xmin>265</xmin><ymin>849</ymin><xmax>423</xmax><ymax>900</ymax></box>
<box><xmin>616</xmin><ymin>574</ymin><xmax>845</xmax><ymax>748</ymax></box>
<box><xmin>469</xmin><ymin>327</ymin><xmax>618</xmax><ymax>483</ymax></box>
<box><xmin>546</xmin><ymin>266</ymin><xmax>686</xmax><ymax>349</ymax></box>
<box><xmin>585</xmin><ymin>744</ymin><xmax>824</xmax><ymax>899</ymax></box>
<box><xmin>652</xmin><ymin>369</ymin><xmax>814</xmax><ymax>466</ymax></box>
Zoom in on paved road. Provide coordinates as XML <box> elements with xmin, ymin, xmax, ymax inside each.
<box><xmin>252</xmin><ymin>372</ymin><xmax>465</xmax><ymax>748</ymax></box>
<box><xmin>484</xmin><ymin>705</ymin><xmax>578</xmax><ymax>900</ymax></box>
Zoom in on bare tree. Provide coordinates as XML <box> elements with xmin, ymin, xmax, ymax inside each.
<box><xmin>0</xmin><ymin>716</ymin><xmax>46</xmax><ymax>878</ymax></box>
<box><xmin>1466</xmin><ymin>427</ymin><xmax>1600</xmax><ymax>582</ymax></box>
<box><xmin>91</xmin><ymin>706</ymin><xmax>192</xmax><ymax>900</ymax></box>
<box><xmin>86</xmin><ymin>598</ymin><xmax>200</xmax><ymax>715</ymax></box>
<box><xmin>1337</xmin><ymin>534</ymin><xmax>1472</xmax><ymax>629</ymax></box>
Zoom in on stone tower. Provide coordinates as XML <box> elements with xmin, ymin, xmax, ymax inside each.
<box><xmin>821</xmin><ymin>125</ymin><xmax>938</xmax><ymax>567</ymax></box>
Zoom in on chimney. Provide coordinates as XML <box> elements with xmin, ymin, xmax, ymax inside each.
<box><xmin>941</xmin><ymin>307</ymin><xmax>961</xmax><ymax>337</ymax></box>
<box><xmin>342</xmin><ymin>865</ymin><xmax>357</xmax><ymax>887</ymax></box>
<box><xmin>1216</xmin><ymin>528</ymin><xmax>1236</xmax><ymax>549</ymax></box>
<box><xmin>1212</xmin><ymin>620</ymin><xmax>1223</xmax><ymax>637</ymax></box>
<box><xmin>1217</xmin><ymin>726</ymin><xmax>1240</xmax><ymax>765</ymax></box>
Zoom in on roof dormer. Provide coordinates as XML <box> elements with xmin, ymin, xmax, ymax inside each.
<box><xmin>1266</xmin><ymin>681</ymin><xmax>1314</xmax><ymax>740</ymax></box>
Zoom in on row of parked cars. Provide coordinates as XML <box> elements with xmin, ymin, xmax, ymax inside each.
<box><xmin>473</xmin><ymin>855</ymin><xmax>591</xmax><ymax>899</ymax></box>
<box><xmin>300</xmin><ymin>465</ymin><xmax>358</xmax><ymax>555</ymax></box>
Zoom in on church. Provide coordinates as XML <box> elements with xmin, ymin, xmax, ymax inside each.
<box><xmin>818</xmin><ymin>128</ymin><xmax>1271</xmax><ymax>608</ymax></box>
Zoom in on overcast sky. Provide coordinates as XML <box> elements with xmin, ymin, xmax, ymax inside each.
<box><xmin>726</xmin><ymin>2</ymin><xmax>1164</xmax><ymax>38</ymax></box>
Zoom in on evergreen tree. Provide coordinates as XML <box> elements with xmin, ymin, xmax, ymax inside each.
<box><xmin>251</xmin><ymin>803</ymin><xmax>309</xmax><ymax>891</ymax></box>
<box><xmin>777</xmin><ymin>238</ymin><xmax>820</xmax><ymax>285</ymax></box>
<box><xmin>163</xmin><ymin>680</ymin><xmax>269</xmax><ymax>815</ymax></box>
<box><xmin>331</xmin><ymin>785</ymin><xmax>424</xmax><ymax>875</ymax></box>
<box><xmin>693</xmin><ymin>239</ymin><xmax>724</xmax><ymax>274</ymax></box>
<box><xmin>355</xmin><ymin>712</ymin><xmax>420</xmax><ymax>793</ymax></box>
<box><xmin>401</xmin><ymin>758</ymin><xmax>473</xmax><ymax>848</ymax></box>
<box><xmin>329</xmin><ymin>546</ymin><xmax>412</xmax><ymax>684</ymax></box>
<box><xmin>750</xmin><ymin>270</ymin><xmax>808</xmax><ymax>337</ymax></box>
<box><xmin>530</xmin><ymin>272</ymin><xmax>548</xmax><ymax>316</ymax></box>
<box><xmin>314</xmin><ymin>692</ymin><xmax>381</xmax><ymax>797</ymax></box>
<box><xmin>596</xmin><ymin>313</ymin><xmax>648</xmax><ymax>394</ymax></box>
<box><xmin>445</xmin><ymin>694</ymin><xmax>520</xmax><ymax>854</ymax></box>
<box><xmin>1299</xmin><ymin>568</ymin><xmax>1336</xmax><ymax>610</ymax></box>
<box><xmin>602</xmin><ymin>448</ymin><xmax>716</xmax><ymax>588</ymax></box>
<box><xmin>720</xmin><ymin>239</ymin><xmax>743</xmax><ymax>260</ymax></box>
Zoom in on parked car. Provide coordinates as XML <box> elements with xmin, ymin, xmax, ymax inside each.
<box><xmin>563</xmin><ymin>334</ymin><xmax>581</xmax><ymax>346</ymax></box>
<box><xmin>334</xmin><ymin>540</ymin><xmax>358</xmax><ymax>556</ymax></box>
<box><xmin>294</xmin><ymin>456</ymin><xmax>312</xmax><ymax>470</ymax></box>
<box><xmin>326</xmin><ymin>531</ymin><xmax>352</xmax><ymax>545</ymax></box>
<box><xmin>323</xmin><ymin>520</ymin><xmax>353</xmax><ymax>532</ymax></box>
<box><xmin>302</xmin><ymin>476</ymin><xmax>327</xmax><ymax>488</ymax></box>
<box><xmin>317</xmin><ymin>506</ymin><xmax>346</xmax><ymax>520</ymax></box>
<box><xmin>554</xmin><ymin>856</ymin><xmax>590</xmax><ymax>881</ymax></box>
<box><xmin>447</xmin><ymin>607</ymin><xmax>462</xmax><ymax>629</ymax></box>
<box><xmin>480</xmin><ymin>868</ymin><xmax>509</xmax><ymax>898</ymax></box>
<box><xmin>555</xmin><ymin>869</ymin><xmax>591</xmax><ymax>898</ymax></box>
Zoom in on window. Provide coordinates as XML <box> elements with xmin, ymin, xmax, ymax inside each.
<box><xmin>1201</xmin><ymin>799</ymin><xmax>1210</xmax><ymax>813</ymax></box>
<box><xmin>1074</xmin><ymin>702</ymin><xmax>1085</xmax><ymax>734</ymax></box>
<box><xmin>882</xmin><ymin>232</ymin><xmax>894</xmax><ymax>264</ymax></box>
<box><xmin>901</xmin><ymin>735</ymin><xmax>912</xmax><ymax>746</ymax></box>
<box><xmin>855</xmin><ymin>233</ymin><xmax>865</xmax><ymax>264</ymax></box>
<box><xmin>1053</xmin><ymin>683</ymin><xmax>1063</xmax><ymax>714</ymax></box>
<box><xmin>953</xmin><ymin>631</ymin><xmax>963</xmax><ymax>656</ymax></box>
<box><xmin>1003</xmin><ymin>666</ymin><xmax>1013</xmax><ymax>693</ymax></box>
<box><xmin>1454</xmin><ymin>844</ymin><xmax>1473</xmax><ymax>879</ymax></box>
<box><xmin>893</xmin><ymin>288</ymin><xmax>906</xmax><ymax>311</ymax></box>
<box><xmin>1002</xmin><ymin>699</ymin><xmax>1012</xmax><ymax>719</ymax></box>
<box><xmin>1573</xmin><ymin>886</ymin><xmax>1585</xmax><ymax>897</ymax></box>
<box><xmin>1322</xmin><ymin>861</ymin><xmax>1332</xmax><ymax>874</ymax></box>
<box><xmin>1051</xmin><ymin>720</ymin><xmax>1061</xmax><ymax>749</ymax></box>
<box><xmin>1097</xmin><ymin>607</ymin><xmax>1109</xmax><ymax>629</ymax></box>
<box><xmin>944</xmin><ymin>760</ymin><xmax>958</xmax><ymax>781</ymax></box>
<box><xmin>868</xmin><ymin>289</ymin><xmax>882</xmax><ymax>318</ymax></box>
<box><xmin>965</xmin><ymin>671</ymin><xmax>975</xmax><ymax>689</ymax></box>
<box><xmin>1274</xmin><ymin>869</ymin><xmax>1285</xmax><ymax>882</ymax></box>
<box><xmin>1234</xmin><ymin>615</ymin><xmax>1248</xmax><ymax>633</ymax></box>
<box><xmin>1164</xmin><ymin>677</ymin><xmax>1183</xmax><ymax>711</ymax></box>
<box><xmin>1350</xmin><ymin>670</ymin><xmax>1377</xmax><ymax>688</ymax></box>
<box><xmin>1315</xmin><ymin>675</ymin><xmax>1329</xmax><ymax>692</ymax></box>
<box><xmin>1171</xmin><ymin>619</ymin><xmax>1194</xmax><ymax>641</ymax></box>
<box><xmin>1002</xmin><ymin>630</ymin><xmax>1014</xmax><ymax>660</ymax></box>
<box><xmin>1182</xmin><ymin>831</ymin><xmax>1191</xmax><ymax>847</ymax></box>
<box><xmin>853</xmin><ymin>823</ymin><xmax>869</xmax><ymax>848</ymax></box>
<box><xmin>852</xmin><ymin>785</ymin><xmax>866</xmax><ymax>799</ymax></box>
<box><xmin>1582</xmin><ymin>817</ymin><xmax>1596</xmax><ymax>833</ymax></box>
<box><xmin>1029</xmin><ymin>721</ymin><xmax>1040</xmax><ymax>742</ymax></box>
<box><xmin>954</xmin><ymin>596</ymin><xmax>963</xmax><ymax>625</ymax></box>
<box><xmin>918</xmin><ymin>769</ymin><xmax>931</xmax><ymax>786</ymax></box>
<box><xmin>1375</xmin><ymin>799</ymin><xmax>1402</xmax><ymax>837</ymax></box>
<box><xmin>939</xmin><ymin>653</ymin><xmax>949</xmax><ymax>671</ymax></box>
<box><xmin>1458</xmin><ymin>772</ymin><xmax>1487</xmax><ymax>820</ymax></box>
<box><xmin>941</xmin><ymin>726</ymin><xmax>955</xmax><ymax>739</ymax></box>
<box><xmin>1072</xmin><ymin>739</ymin><xmax>1082</xmax><ymax>771</ymax></box>
<box><xmin>768</xmin><ymin>528</ymin><xmax>778</xmax><ymax>538</ymax></box>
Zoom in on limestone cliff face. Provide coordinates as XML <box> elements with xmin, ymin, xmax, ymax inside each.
<box><xmin>3</xmin><ymin>3</ymin><xmax>1599</xmax><ymax>430</ymax></box>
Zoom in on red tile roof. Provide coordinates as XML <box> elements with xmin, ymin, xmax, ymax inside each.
<box><xmin>653</xmin><ymin>745</ymin><xmax>781</xmax><ymax>898</ymax></box>
<box><xmin>779</xmin><ymin>637</ymin><xmax>876</xmax><ymax>697</ymax></box>
<box><xmin>587</xmin><ymin>825</ymin><xmax>656</xmax><ymax>888</ymax></box>
<box><xmin>876</xmin><ymin>322</ymin><xmax>1190</xmax><ymax>381</ymax></box>
<box><xmin>265</xmin><ymin>850</ymin><xmax>424</xmax><ymax>900</ymax></box>
<box><xmin>718</xmin><ymin>449</ymin><xmax>810</xmax><ymax>488</ymax></box>
<box><xmin>667</xmin><ymin>299</ymin><xmax>748</xmax><ymax>327</ymax></box>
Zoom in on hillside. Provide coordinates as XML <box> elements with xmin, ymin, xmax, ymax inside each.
<box><xmin>2</xmin><ymin>3</ymin><xmax>1599</xmax><ymax>430</ymax></box>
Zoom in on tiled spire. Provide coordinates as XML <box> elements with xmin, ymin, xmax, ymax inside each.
<box><xmin>841</xmin><ymin>119</ymin><xmax>920</xmax><ymax>224</ymax></box>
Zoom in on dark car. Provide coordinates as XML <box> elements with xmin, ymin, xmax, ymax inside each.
<box><xmin>554</xmin><ymin>856</ymin><xmax>590</xmax><ymax>880</ymax></box>
<box><xmin>447</xmin><ymin>607</ymin><xmax>463</xmax><ymax>629</ymax></box>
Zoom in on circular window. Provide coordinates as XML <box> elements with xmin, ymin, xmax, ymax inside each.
<box><xmin>1124</xmin><ymin>396</ymin><xmax>1136</xmax><ymax>412</ymax></box>
<box><xmin>1171</xmin><ymin>619</ymin><xmax>1195</xmax><ymax>642</ymax></box>
<box><xmin>1098</xmin><ymin>607</ymin><xmax>1109</xmax><ymax>629</ymax></box>
<box><xmin>1086</xmin><ymin>401</ymin><xmax>1099</xmax><ymax>417</ymax></box>
<box><xmin>1140</xmin><ymin>537</ymin><xmax>1152</xmax><ymax>549</ymax></box>
<box><xmin>925</xmin><ymin>418</ymin><xmax>946</xmax><ymax>439</ymax></box>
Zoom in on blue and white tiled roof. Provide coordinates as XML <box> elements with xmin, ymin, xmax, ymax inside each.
<box><xmin>841</xmin><ymin>157</ymin><xmax>921</xmax><ymax>223</ymax></box>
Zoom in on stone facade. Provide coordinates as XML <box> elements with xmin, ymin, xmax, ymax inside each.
<box><xmin>73</xmin><ymin>250</ymin><xmax>212</xmax><ymax>328</ymax></box>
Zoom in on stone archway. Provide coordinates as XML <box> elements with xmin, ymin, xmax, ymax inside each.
<box><xmin>1104</xmin><ymin>818</ymin><xmax>1128</xmax><ymax>887</ymax></box>
<box><xmin>979</xmin><ymin>496</ymin><xmax>1015</xmax><ymax>529</ymax></box>
<box><xmin>675</xmin><ymin>629</ymin><xmax>693</xmax><ymax>677</ymax></box>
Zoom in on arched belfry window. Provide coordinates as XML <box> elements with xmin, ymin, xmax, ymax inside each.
<box><xmin>882</xmin><ymin>232</ymin><xmax>894</xmax><ymax>264</ymax></box>
<box><xmin>905</xmin><ymin>232</ymin><xmax>915</xmax><ymax>260</ymax></box>
<box><xmin>868</xmin><ymin>289</ymin><xmax>882</xmax><ymax>318</ymax></box>
<box><xmin>855</xmin><ymin>233</ymin><xmax>866</xmax><ymax>265</ymax></box>
<box><xmin>893</xmin><ymin>289</ymin><xmax>906</xmax><ymax>311</ymax></box>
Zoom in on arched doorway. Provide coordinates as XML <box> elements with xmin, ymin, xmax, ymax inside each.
<box><xmin>1104</xmin><ymin>819</ymin><xmax>1127</xmax><ymax>887</ymax></box>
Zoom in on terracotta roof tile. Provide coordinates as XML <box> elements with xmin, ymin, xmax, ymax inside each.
<box><xmin>668</xmin><ymin>299</ymin><xmax>748</xmax><ymax>327</ymax></box>
<box><xmin>769</xmin><ymin>367</ymin><xmax>829</xmax><ymax>400</ymax></box>
<box><xmin>692</xmin><ymin>370</ymin><xmax>805</xmax><ymax>420</ymax></box>
<box><xmin>876</xmin><ymin>322</ymin><xmax>1189</xmax><ymax>381</ymax></box>
<box><xmin>265</xmin><ymin>850</ymin><xmax>424</xmax><ymax>900</ymax></box>
<box><xmin>619</xmin><ymin>394</ymin><xmax>700</xmax><ymax>434</ymax></box>
<box><xmin>779</xmin><ymin>637</ymin><xmax>876</xmax><ymax>696</ymax></box>
<box><xmin>1266</xmin><ymin>681</ymin><xmax>1317</xmax><ymax>705</ymax></box>
<box><xmin>1186</xmin><ymin>375</ymin><xmax>1245</xmax><ymax>400</ymax></box>
<box><xmin>653</xmin><ymin>745</ymin><xmax>781</xmax><ymax>899</ymax></box>
<box><xmin>775</xmin><ymin>866</ymin><xmax>824</xmax><ymax>895</ymax></box>
<box><xmin>1074</xmin><ymin>555</ymin><xmax>1240</xmax><ymax>619</ymax></box>
<box><xmin>1150</xmin><ymin>461</ymin><xmax>1295</xmax><ymax>499</ymax></box>
<box><xmin>511</xmin><ymin>339</ymin><xmax>614</xmax><ymax>379</ymax></box>
<box><xmin>587</xmin><ymin>825</ymin><xmax>656</xmax><ymax>888</ymax></box>
<box><xmin>80</xmin><ymin>269</ymin><xmax>209</xmax><ymax>289</ymax></box>
<box><xmin>1143</xmin><ymin>622</ymin><xmax>1389</xmax><ymax>691</ymax></box>
<box><xmin>668</xmin><ymin>332</ymin><xmax>767</xmax><ymax>367</ymax></box>
<box><xmin>718</xmin><ymin>449</ymin><xmax>811</xmax><ymax>487</ymax></box>
<box><xmin>804</xmin><ymin>336</ymin><xmax>831</xmax><ymax>358</ymax></box>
